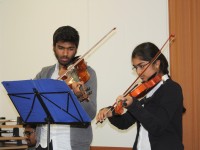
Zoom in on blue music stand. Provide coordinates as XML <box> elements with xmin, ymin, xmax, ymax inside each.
<box><xmin>2</xmin><ymin>79</ymin><xmax>91</xmax><ymax>150</ymax></box>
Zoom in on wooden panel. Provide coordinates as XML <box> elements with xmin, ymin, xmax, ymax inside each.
<box><xmin>0</xmin><ymin>144</ymin><xmax>27</xmax><ymax>150</ymax></box>
<box><xmin>0</xmin><ymin>136</ymin><xmax>26</xmax><ymax>141</ymax></box>
<box><xmin>0</xmin><ymin>120</ymin><xmax>16</xmax><ymax>123</ymax></box>
<box><xmin>168</xmin><ymin>0</ymin><xmax>200</xmax><ymax>150</ymax></box>
<box><xmin>0</xmin><ymin>125</ymin><xmax>23</xmax><ymax>128</ymax></box>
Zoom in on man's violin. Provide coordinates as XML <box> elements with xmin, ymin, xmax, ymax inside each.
<box><xmin>59</xmin><ymin>56</ymin><xmax>91</xmax><ymax>102</ymax></box>
<box><xmin>58</xmin><ymin>28</ymin><xmax>116</xmax><ymax>102</ymax></box>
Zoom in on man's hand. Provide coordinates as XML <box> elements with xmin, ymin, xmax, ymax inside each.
<box><xmin>71</xmin><ymin>81</ymin><xmax>84</xmax><ymax>98</ymax></box>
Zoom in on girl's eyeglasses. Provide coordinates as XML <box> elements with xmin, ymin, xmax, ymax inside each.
<box><xmin>132</xmin><ymin>62</ymin><xmax>150</xmax><ymax>71</ymax></box>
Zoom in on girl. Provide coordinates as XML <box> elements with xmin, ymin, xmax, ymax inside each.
<box><xmin>96</xmin><ymin>42</ymin><xmax>184</xmax><ymax>150</ymax></box>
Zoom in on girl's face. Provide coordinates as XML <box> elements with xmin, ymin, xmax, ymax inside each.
<box><xmin>132</xmin><ymin>56</ymin><xmax>160</xmax><ymax>82</ymax></box>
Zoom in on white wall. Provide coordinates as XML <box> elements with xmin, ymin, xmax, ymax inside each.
<box><xmin>0</xmin><ymin>0</ymin><xmax>169</xmax><ymax>147</ymax></box>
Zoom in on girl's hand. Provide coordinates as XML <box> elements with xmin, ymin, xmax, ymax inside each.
<box><xmin>116</xmin><ymin>95</ymin><xmax>133</xmax><ymax>107</ymax></box>
<box><xmin>96</xmin><ymin>107</ymin><xmax>113</xmax><ymax>123</ymax></box>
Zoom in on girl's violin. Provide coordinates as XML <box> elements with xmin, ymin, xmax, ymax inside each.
<box><xmin>113</xmin><ymin>35</ymin><xmax>175</xmax><ymax>115</ymax></box>
<box><xmin>129</xmin><ymin>74</ymin><xmax>162</xmax><ymax>98</ymax></box>
<box><xmin>114</xmin><ymin>74</ymin><xmax>162</xmax><ymax>115</ymax></box>
<box><xmin>96</xmin><ymin>35</ymin><xmax>175</xmax><ymax>123</ymax></box>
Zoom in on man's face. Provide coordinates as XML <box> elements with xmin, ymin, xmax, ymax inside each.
<box><xmin>24</xmin><ymin>127</ymin><xmax>36</xmax><ymax>147</ymax></box>
<box><xmin>53</xmin><ymin>41</ymin><xmax>77</xmax><ymax>67</ymax></box>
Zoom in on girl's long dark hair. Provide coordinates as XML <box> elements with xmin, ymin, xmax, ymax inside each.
<box><xmin>132</xmin><ymin>42</ymin><xmax>169</xmax><ymax>74</ymax></box>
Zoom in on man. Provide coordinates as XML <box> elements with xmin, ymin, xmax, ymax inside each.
<box><xmin>34</xmin><ymin>26</ymin><xmax>97</xmax><ymax>150</ymax></box>
<box><xmin>23</xmin><ymin>124</ymin><xmax>37</xmax><ymax>150</ymax></box>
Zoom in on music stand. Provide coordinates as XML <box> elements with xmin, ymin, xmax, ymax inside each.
<box><xmin>2</xmin><ymin>79</ymin><xmax>91</xmax><ymax>150</ymax></box>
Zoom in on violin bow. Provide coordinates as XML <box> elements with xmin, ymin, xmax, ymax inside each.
<box><xmin>123</xmin><ymin>34</ymin><xmax>175</xmax><ymax>96</ymax></box>
<box><xmin>96</xmin><ymin>34</ymin><xmax>175</xmax><ymax>124</ymax></box>
<box><xmin>58</xmin><ymin>27</ymin><xmax>116</xmax><ymax>80</ymax></box>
